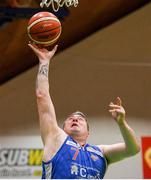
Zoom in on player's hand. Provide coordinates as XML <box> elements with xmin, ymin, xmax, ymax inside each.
<box><xmin>28</xmin><ymin>43</ymin><xmax>58</xmax><ymax>63</ymax></box>
<box><xmin>109</xmin><ymin>97</ymin><xmax>125</xmax><ymax>124</ymax></box>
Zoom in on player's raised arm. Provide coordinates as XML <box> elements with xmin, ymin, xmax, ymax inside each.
<box><xmin>99</xmin><ymin>97</ymin><xmax>140</xmax><ymax>164</ymax></box>
<box><xmin>28</xmin><ymin>44</ymin><xmax>65</xmax><ymax>145</ymax></box>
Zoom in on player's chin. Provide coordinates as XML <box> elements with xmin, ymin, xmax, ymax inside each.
<box><xmin>71</xmin><ymin>125</ymin><xmax>79</xmax><ymax>130</ymax></box>
<box><xmin>70</xmin><ymin>127</ymin><xmax>80</xmax><ymax>133</ymax></box>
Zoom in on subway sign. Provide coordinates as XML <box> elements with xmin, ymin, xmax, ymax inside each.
<box><xmin>0</xmin><ymin>148</ymin><xmax>43</xmax><ymax>178</ymax></box>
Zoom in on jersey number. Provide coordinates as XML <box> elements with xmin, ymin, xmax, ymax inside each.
<box><xmin>71</xmin><ymin>147</ymin><xmax>79</xmax><ymax>160</ymax></box>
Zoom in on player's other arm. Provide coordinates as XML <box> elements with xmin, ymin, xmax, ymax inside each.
<box><xmin>28</xmin><ymin>44</ymin><xmax>66</xmax><ymax>145</ymax></box>
<box><xmin>98</xmin><ymin>97</ymin><xmax>140</xmax><ymax>164</ymax></box>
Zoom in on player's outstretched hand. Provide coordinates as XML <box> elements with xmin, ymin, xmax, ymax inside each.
<box><xmin>109</xmin><ymin>97</ymin><xmax>125</xmax><ymax>124</ymax></box>
<box><xmin>28</xmin><ymin>43</ymin><xmax>58</xmax><ymax>63</ymax></box>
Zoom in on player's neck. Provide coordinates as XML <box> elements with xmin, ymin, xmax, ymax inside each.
<box><xmin>71</xmin><ymin>135</ymin><xmax>87</xmax><ymax>146</ymax></box>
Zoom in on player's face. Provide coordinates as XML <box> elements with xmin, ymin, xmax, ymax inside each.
<box><xmin>64</xmin><ymin>114</ymin><xmax>89</xmax><ymax>137</ymax></box>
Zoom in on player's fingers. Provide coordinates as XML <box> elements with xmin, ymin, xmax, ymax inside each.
<box><xmin>109</xmin><ymin>109</ymin><xmax>124</xmax><ymax>114</ymax></box>
<box><xmin>52</xmin><ymin>45</ymin><xmax>58</xmax><ymax>53</ymax></box>
<box><xmin>109</xmin><ymin>109</ymin><xmax>116</xmax><ymax>113</ymax></box>
<box><xmin>28</xmin><ymin>43</ymin><xmax>40</xmax><ymax>54</ymax></box>
<box><xmin>49</xmin><ymin>45</ymin><xmax>58</xmax><ymax>58</ymax></box>
<box><xmin>28</xmin><ymin>43</ymin><xmax>37</xmax><ymax>50</ymax></box>
<box><xmin>116</xmin><ymin>97</ymin><xmax>122</xmax><ymax>106</ymax></box>
<box><xmin>114</xmin><ymin>109</ymin><xmax>125</xmax><ymax>114</ymax></box>
<box><xmin>109</xmin><ymin>104</ymin><xmax>121</xmax><ymax>109</ymax></box>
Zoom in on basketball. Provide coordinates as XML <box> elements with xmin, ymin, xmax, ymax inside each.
<box><xmin>27</xmin><ymin>11</ymin><xmax>62</xmax><ymax>46</ymax></box>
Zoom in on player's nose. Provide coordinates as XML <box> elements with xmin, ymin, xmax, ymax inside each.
<box><xmin>72</xmin><ymin>118</ymin><xmax>78</xmax><ymax>122</ymax></box>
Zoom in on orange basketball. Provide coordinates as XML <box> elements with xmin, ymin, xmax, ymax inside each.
<box><xmin>27</xmin><ymin>12</ymin><xmax>62</xmax><ymax>46</ymax></box>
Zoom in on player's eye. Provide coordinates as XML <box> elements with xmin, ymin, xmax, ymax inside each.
<box><xmin>69</xmin><ymin>117</ymin><xmax>73</xmax><ymax>121</ymax></box>
<box><xmin>78</xmin><ymin>117</ymin><xmax>84</xmax><ymax>121</ymax></box>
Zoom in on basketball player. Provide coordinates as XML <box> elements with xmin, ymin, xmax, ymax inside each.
<box><xmin>28</xmin><ymin>43</ymin><xmax>140</xmax><ymax>179</ymax></box>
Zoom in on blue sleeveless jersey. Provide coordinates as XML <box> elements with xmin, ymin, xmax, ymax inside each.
<box><xmin>42</xmin><ymin>136</ymin><xmax>107</xmax><ymax>179</ymax></box>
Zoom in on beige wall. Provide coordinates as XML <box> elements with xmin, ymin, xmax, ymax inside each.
<box><xmin>0</xmin><ymin>2</ymin><xmax>151</xmax><ymax>178</ymax></box>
